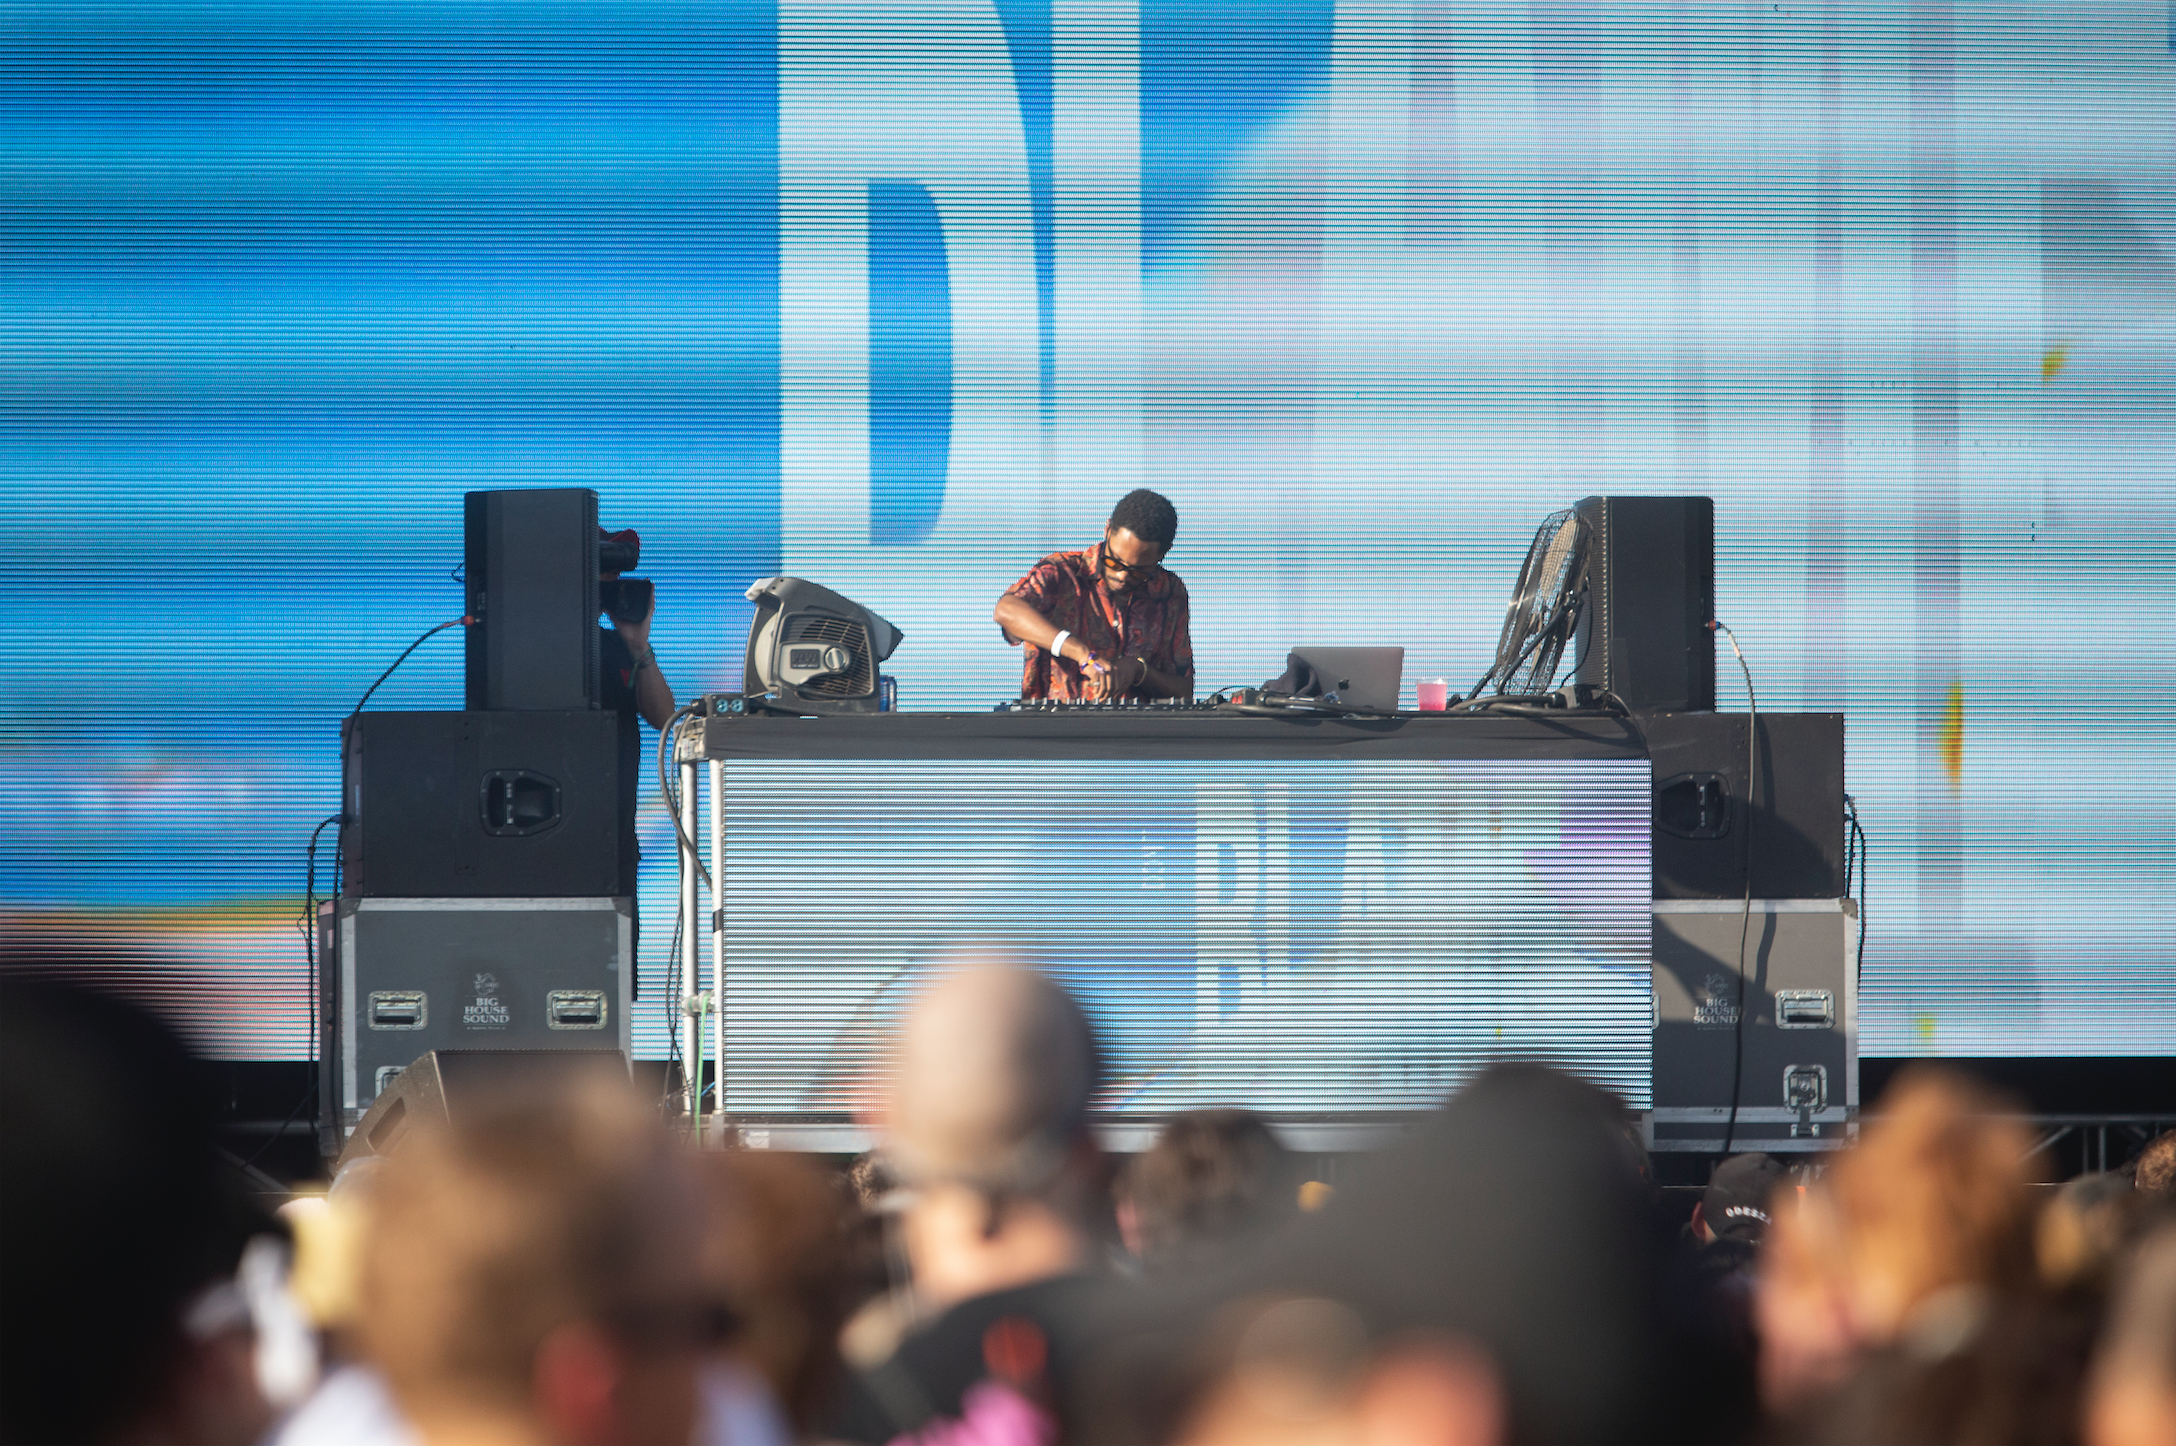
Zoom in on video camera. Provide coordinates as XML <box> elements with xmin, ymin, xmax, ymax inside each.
<box><xmin>598</xmin><ymin>528</ymin><xmax>652</xmax><ymax>626</ymax></box>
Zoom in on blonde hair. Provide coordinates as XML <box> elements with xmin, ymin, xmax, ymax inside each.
<box><xmin>357</xmin><ymin>1082</ymin><xmax>687</xmax><ymax>1420</ymax></box>
<box><xmin>2136</xmin><ymin>1132</ymin><xmax>2176</xmax><ymax>1198</ymax></box>
<box><xmin>698</xmin><ymin>1151</ymin><xmax>858</xmax><ymax>1432</ymax></box>
<box><xmin>1821</xmin><ymin>1066</ymin><xmax>2038</xmax><ymax>1336</ymax></box>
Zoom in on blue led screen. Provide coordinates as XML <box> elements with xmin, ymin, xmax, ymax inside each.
<box><xmin>4</xmin><ymin>0</ymin><xmax>2173</xmax><ymax>1062</ymax></box>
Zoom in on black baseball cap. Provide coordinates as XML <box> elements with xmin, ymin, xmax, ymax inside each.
<box><xmin>1703</xmin><ymin>1153</ymin><xmax>1788</xmax><ymax>1243</ymax></box>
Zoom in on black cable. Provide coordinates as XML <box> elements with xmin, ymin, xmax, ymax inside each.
<box><xmin>654</xmin><ymin>702</ymin><xmax>714</xmax><ymax>1113</ymax></box>
<box><xmin>1220</xmin><ymin>698</ymin><xmax>1403</xmax><ymax>721</ymax></box>
<box><xmin>1846</xmin><ymin>799</ymin><xmax>1860</xmax><ymax>918</ymax></box>
<box><xmin>349</xmin><ymin>615</ymin><xmax>473</xmax><ymax>718</ymax></box>
<box><xmin>272</xmin><ymin>613</ymin><xmax>465</xmax><ymax>1164</ymax></box>
<box><xmin>291</xmin><ymin>816</ymin><xmax>337</xmax><ymax>1018</ymax></box>
<box><xmin>657</xmin><ymin>701</ymin><xmax>713</xmax><ymax>889</ymax></box>
<box><xmin>1469</xmin><ymin>512</ymin><xmax>1590</xmax><ymax>702</ymax></box>
<box><xmin>249</xmin><ymin>812</ymin><xmax>343</xmax><ymax>1174</ymax></box>
<box><xmin>301</xmin><ymin>813</ymin><xmax>339</xmax><ymax>1078</ymax></box>
<box><xmin>661</xmin><ymin>885</ymin><xmax>685</xmax><ymax>1116</ymax></box>
<box><xmin>1453</xmin><ymin>621</ymin><xmax>1592</xmax><ymax>708</ymax></box>
<box><xmin>1454</xmin><ymin>686</ymin><xmax>1621</xmax><ymax>717</ymax></box>
<box><xmin>1462</xmin><ymin>701</ymin><xmax>1561</xmax><ymax>715</ymax></box>
<box><xmin>1458</xmin><ymin>694</ymin><xmax>1573</xmax><ymax>714</ymax></box>
<box><xmin>658</xmin><ymin>723</ymin><xmax>683</xmax><ymax>1107</ymax></box>
<box><xmin>1844</xmin><ymin>793</ymin><xmax>1868</xmax><ymax>985</ymax></box>
<box><xmin>1466</xmin><ymin>587</ymin><xmax>1583</xmax><ymax>703</ymax></box>
<box><xmin>1714</xmin><ymin>620</ymin><xmax>1758</xmax><ymax>1158</ymax></box>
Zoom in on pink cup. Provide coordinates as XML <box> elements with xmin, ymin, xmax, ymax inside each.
<box><xmin>1416</xmin><ymin>678</ymin><xmax>1450</xmax><ymax>711</ymax></box>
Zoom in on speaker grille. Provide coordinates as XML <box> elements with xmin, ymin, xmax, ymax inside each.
<box><xmin>786</xmin><ymin>614</ymin><xmax>875</xmax><ymax>696</ymax></box>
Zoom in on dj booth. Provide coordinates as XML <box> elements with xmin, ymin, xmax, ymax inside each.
<box><xmin>324</xmin><ymin>494</ymin><xmax>1853</xmax><ymax>1160</ymax></box>
<box><xmin>667</xmin><ymin>704</ymin><xmax>1856</xmax><ymax>1152</ymax></box>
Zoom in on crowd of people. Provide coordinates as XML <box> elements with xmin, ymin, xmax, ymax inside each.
<box><xmin>10</xmin><ymin>962</ymin><xmax>2176</xmax><ymax>1446</ymax></box>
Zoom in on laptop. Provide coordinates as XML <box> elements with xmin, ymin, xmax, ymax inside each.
<box><xmin>1288</xmin><ymin>646</ymin><xmax>1405</xmax><ymax>710</ymax></box>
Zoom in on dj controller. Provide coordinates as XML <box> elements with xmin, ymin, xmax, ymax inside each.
<box><xmin>993</xmin><ymin>697</ymin><xmax>1228</xmax><ymax>713</ymax></box>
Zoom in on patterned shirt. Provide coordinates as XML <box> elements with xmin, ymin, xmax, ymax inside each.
<box><xmin>1002</xmin><ymin>545</ymin><xmax>1194</xmax><ymax>701</ymax></box>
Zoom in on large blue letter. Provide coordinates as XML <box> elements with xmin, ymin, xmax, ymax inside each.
<box><xmin>867</xmin><ymin>182</ymin><xmax>952</xmax><ymax>547</ymax></box>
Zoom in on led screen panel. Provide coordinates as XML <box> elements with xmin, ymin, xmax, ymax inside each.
<box><xmin>716</xmin><ymin>757</ymin><xmax>1654</xmax><ymax>1114</ymax></box>
<box><xmin>4</xmin><ymin>2</ymin><xmax>2175</xmax><ymax>1064</ymax></box>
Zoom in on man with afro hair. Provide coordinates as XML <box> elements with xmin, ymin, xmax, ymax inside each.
<box><xmin>994</xmin><ymin>488</ymin><xmax>1195</xmax><ymax>702</ymax></box>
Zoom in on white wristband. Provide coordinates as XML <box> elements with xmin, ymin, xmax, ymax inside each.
<box><xmin>1049</xmin><ymin>629</ymin><xmax>1071</xmax><ymax>662</ymax></box>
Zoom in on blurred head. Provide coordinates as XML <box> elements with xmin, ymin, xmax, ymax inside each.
<box><xmin>1698</xmin><ymin>1153</ymin><xmax>1788</xmax><ymax>1246</ymax></box>
<box><xmin>1073</xmin><ymin>1066</ymin><xmax>1660</xmax><ymax>1446</ymax></box>
<box><xmin>1120</xmin><ymin>1108</ymin><xmax>1296</xmax><ymax>1269</ymax></box>
<box><xmin>885</xmin><ymin>960</ymin><xmax>1100</xmax><ymax>1196</ymax></box>
<box><xmin>2041</xmin><ymin>1172</ymin><xmax>2140</xmax><ymax>1292</ymax></box>
<box><xmin>1304</xmin><ymin>1065</ymin><xmax>1658</xmax><ymax>1444</ymax></box>
<box><xmin>2091</xmin><ymin>1226</ymin><xmax>2176</xmax><ymax>1446</ymax></box>
<box><xmin>1757</xmin><ymin>1066</ymin><xmax>2038</xmax><ymax>1412</ymax></box>
<box><xmin>696</xmin><ymin>1151</ymin><xmax>857</xmax><ymax>1434</ymax></box>
<box><xmin>881</xmin><ymin>960</ymin><xmax>1106</xmax><ymax>1306</ymax></box>
<box><xmin>846</xmin><ymin>1150</ymin><xmax>897</xmax><ymax>1213</ymax></box>
<box><xmin>1826</xmin><ymin>1067</ymin><xmax>2038</xmax><ymax>1331</ymax></box>
<box><xmin>0</xmin><ymin>977</ymin><xmax>268</xmax><ymax>1446</ymax></box>
<box><xmin>285</xmin><ymin>1156</ymin><xmax>391</xmax><ymax>1347</ymax></box>
<box><xmin>1172</xmin><ymin>1295</ymin><xmax>1505</xmax><ymax>1446</ymax></box>
<box><xmin>1754</xmin><ymin>1182</ymin><xmax>1856</xmax><ymax>1415</ymax></box>
<box><xmin>2137</xmin><ymin>1133</ymin><xmax>2176</xmax><ymax>1201</ymax></box>
<box><xmin>358</xmin><ymin>1079</ymin><xmax>711</xmax><ymax>1446</ymax></box>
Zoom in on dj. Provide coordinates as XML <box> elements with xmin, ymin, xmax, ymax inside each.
<box><xmin>994</xmin><ymin>488</ymin><xmax>1195</xmax><ymax>701</ymax></box>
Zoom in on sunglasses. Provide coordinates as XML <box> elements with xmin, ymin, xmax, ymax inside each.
<box><xmin>1099</xmin><ymin>541</ymin><xmax>1162</xmax><ymax>580</ymax></box>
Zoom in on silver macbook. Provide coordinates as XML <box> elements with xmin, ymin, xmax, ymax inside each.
<box><xmin>1289</xmin><ymin>646</ymin><xmax>1405</xmax><ymax>710</ymax></box>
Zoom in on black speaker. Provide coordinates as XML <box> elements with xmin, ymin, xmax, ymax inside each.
<box><xmin>465</xmin><ymin>488</ymin><xmax>599</xmax><ymax>711</ymax></box>
<box><xmin>332</xmin><ymin>1048</ymin><xmax>630</xmax><ymax>1171</ymax></box>
<box><xmin>341</xmin><ymin>711</ymin><xmax>636</xmax><ymax>897</ymax></box>
<box><xmin>1643</xmin><ymin>711</ymin><xmax>1845</xmax><ymax>899</ymax></box>
<box><xmin>1573</xmin><ymin>495</ymin><xmax>1715</xmax><ymax>712</ymax></box>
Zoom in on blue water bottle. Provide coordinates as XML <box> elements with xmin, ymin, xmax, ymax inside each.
<box><xmin>879</xmin><ymin>675</ymin><xmax>898</xmax><ymax>712</ymax></box>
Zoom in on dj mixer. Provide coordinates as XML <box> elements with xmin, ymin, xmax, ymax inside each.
<box><xmin>992</xmin><ymin>697</ymin><xmax>1228</xmax><ymax>713</ymax></box>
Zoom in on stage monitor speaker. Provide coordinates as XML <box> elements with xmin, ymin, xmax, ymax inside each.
<box><xmin>1650</xmin><ymin>899</ymin><xmax>1858</xmax><ymax>1153</ymax></box>
<box><xmin>1643</xmin><ymin>711</ymin><xmax>1845</xmax><ymax>900</ymax></box>
<box><xmin>331</xmin><ymin>1048</ymin><xmax>631</xmax><ymax>1172</ymax></box>
<box><xmin>465</xmin><ymin>487</ymin><xmax>599</xmax><ymax>711</ymax></box>
<box><xmin>320</xmin><ymin>896</ymin><xmax>633</xmax><ymax>1154</ymax></box>
<box><xmin>1573</xmin><ymin>495</ymin><xmax>1714</xmax><ymax>712</ymax></box>
<box><xmin>341</xmin><ymin>710</ymin><xmax>636</xmax><ymax>898</ymax></box>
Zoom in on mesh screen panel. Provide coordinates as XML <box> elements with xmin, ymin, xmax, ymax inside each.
<box><xmin>714</xmin><ymin>758</ymin><xmax>1653</xmax><ymax>1114</ymax></box>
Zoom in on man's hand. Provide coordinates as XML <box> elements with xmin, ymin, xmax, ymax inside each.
<box><xmin>1078</xmin><ymin>648</ymin><xmax>1111</xmax><ymax>699</ymax></box>
<box><xmin>1082</xmin><ymin>652</ymin><xmax>1143</xmax><ymax>698</ymax></box>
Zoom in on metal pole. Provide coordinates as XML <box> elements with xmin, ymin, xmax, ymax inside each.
<box><xmin>708</xmin><ymin>757</ymin><xmax>725</xmax><ymax>1141</ymax></box>
<box><xmin>680</xmin><ymin>756</ymin><xmax>702</xmax><ymax>1125</ymax></box>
